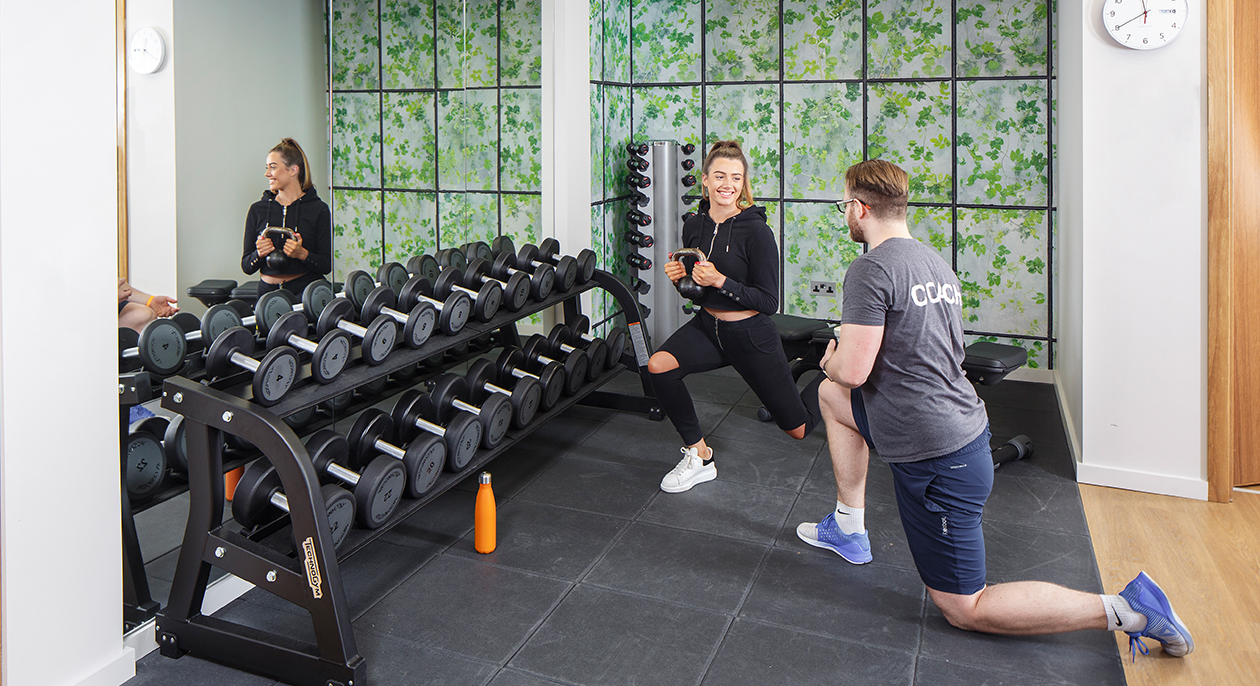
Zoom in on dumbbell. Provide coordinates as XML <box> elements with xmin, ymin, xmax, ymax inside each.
<box><xmin>204</xmin><ymin>326</ymin><xmax>300</xmax><ymax>406</ymax></box>
<box><xmin>338</xmin><ymin>270</ymin><xmax>379</xmax><ymax>312</ymax></box>
<box><xmin>425</xmin><ymin>374</ymin><xmax>513</xmax><ymax>448</ymax></box>
<box><xmin>537</xmin><ymin>237</ymin><xmax>597</xmax><ymax>285</ymax></box>
<box><xmin>570</xmin><ymin>315</ymin><xmax>626</xmax><ymax>370</ymax></box>
<box><xmin>119</xmin><ymin>320</ymin><xmax>187</xmax><ymax>376</ymax></box>
<box><xmin>496</xmin><ymin>348</ymin><xmax>564</xmax><ymax>412</ymax></box>
<box><xmin>522</xmin><ymin>334</ymin><xmax>587</xmax><ymax>396</ymax></box>
<box><xmin>124</xmin><ymin>416</ymin><xmax>171</xmax><ymax>501</ymax></box>
<box><xmin>518</xmin><ymin>243</ymin><xmax>578</xmax><ymax>292</ymax></box>
<box><xmin>465</xmin><ymin>258</ymin><xmax>530</xmax><ymax>312</ymax></box>
<box><xmin>465</xmin><ymin>358</ymin><xmax>541</xmax><ymax>429</ymax></box>
<box><xmin>315</xmin><ymin>298</ymin><xmax>398</xmax><ymax>365</ymax></box>
<box><xmin>406</xmin><ymin>253</ymin><xmax>441</xmax><ymax>282</ymax></box>
<box><xmin>461</xmin><ymin>241</ymin><xmax>494</xmax><ymax>264</ymax></box>
<box><xmin>265</xmin><ymin>311</ymin><xmax>352</xmax><ymax>384</ymax></box>
<box><xmin>347</xmin><ymin>409</ymin><xmax>446</xmax><ymax>498</ymax></box>
<box><xmin>627</xmin><ymin>254</ymin><xmax>651</xmax><ymax>270</ymax></box>
<box><xmin>490</xmin><ymin>251</ymin><xmax>553</xmax><ymax>301</ymax></box>
<box><xmin>232</xmin><ymin>460</ymin><xmax>356</xmax><ymax>550</ymax></box>
<box><xmin>435</xmin><ymin>248</ymin><xmax>468</xmax><ymax>272</ymax></box>
<box><xmin>304</xmin><ymin>429</ymin><xmax>406</xmax><ymax>529</ymax></box>
<box><xmin>435</xmin><ymin>267</ymin><xmax>501</xmax><ymax>322</ymax></box>
<box><xmin>547</xmin><ymin>325</ymin><xmax>607</xmax><ymax>381</ymax></box>
<box><xmin>389</xmin><ymin>390</ymin><xmax>483</xmax><ymax>472</ymax></box>
<box><xmin>396</xmin><ymin>275</ymin><xmax>472</xmax><ymax>336</ymax></box>
<box><xmin>376</xmin><ymin>262</ymin><xmax>411</xmax><ymax>295</ymax></box>
<box><xmin>359</xmin><ymin>285</ymin><xmax>436</xmax><ymax>349</ymax></box>
<box><xmin>255</xmin><ymin>280</ymin><xmax>337</xmax><ymax>332</ymax></box>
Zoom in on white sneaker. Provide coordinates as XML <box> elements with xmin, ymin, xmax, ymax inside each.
<box><xmin>660</xmin><ymin>446</ymin><xmax>716</xmax><ymax>493</ymax></box>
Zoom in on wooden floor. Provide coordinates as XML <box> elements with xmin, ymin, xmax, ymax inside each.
<box><xmin>1081</xmin><ymin>485</ymin><xmax>1260</xmax><ymax>685</ymax></box>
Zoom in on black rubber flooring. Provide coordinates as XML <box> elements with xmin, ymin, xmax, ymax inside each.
<box><xmin>127</xmin><ymin>367</ymin><xmax>1125</xmax><ymax>686</ymax></box>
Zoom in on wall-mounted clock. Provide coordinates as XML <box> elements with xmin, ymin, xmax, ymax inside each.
<box><xmin>1102</xmin><ymin>0</ymin><xmax>1188</xmax><ymax>50</ymax></box>
<box><xmin>129</xmin><ymin>26</ymin><xmax>166</xmax><ymax>74</ymax></box>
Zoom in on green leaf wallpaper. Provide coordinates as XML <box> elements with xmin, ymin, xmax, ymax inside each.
<box><xmin>591</xmin><ymin>0</ymin><xmax>1057</xmax><ymax>365</ymax></box>
<box><xmin>705</xmin><ymin>0</ymin><xmax>779</xmax><ymax>83</ymax></box>
<box><xmin>591</xmin><ymin>84</ymin><xmax>605</xmax><ymax>202</ymax></box>
<box><xmin>783</xmin><ymin>82</ymin><xmax>862</xmax><ymax>200</ymax></box>
<box><xmin>783</xmin><ymin>0</ymin><xmax>862</xmax><ymax>80</ymax></box>
<box><xmin>332</xmin><ymin>1</ymin><xmax>542</xmax><ymax>282</ymax></box>
<box><xmin>382</xmin><ymin>0</ymin><xmax>435</xmax><ymax>89</ymax></box>
<box><xmin>867</xmin><ymin>0</ymin><xmax>951</xmax><ymax>79</ymax></box>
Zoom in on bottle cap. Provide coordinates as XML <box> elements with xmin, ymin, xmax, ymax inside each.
<box><xmin>479</xmin><ymin>472</ymin><xmax>491</xmax><ymax>484</ymax></box>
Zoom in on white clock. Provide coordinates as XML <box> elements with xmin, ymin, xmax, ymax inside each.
<box><xmin>129</xmin><ymin>27</ymin><xmax>166</xmax><ymax>74</ymax></box>
<box><xmin>1103</xmin><ymin>0</ymin><xmax>1188</xmax><ymax>50</ymax></box>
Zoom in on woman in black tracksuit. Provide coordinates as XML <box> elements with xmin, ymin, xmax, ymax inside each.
<box><xmin>649</xmin><ymin>139</ymin><xmax>820</xmax><ymax>493</ymax></box>
<box><xmin>241</xmin><ymin>138</ymin><xmax>332</xmax><ymax>297</ymax></box>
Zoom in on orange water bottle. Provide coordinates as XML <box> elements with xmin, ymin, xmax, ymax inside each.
<box><xmin>475</xmin><ymin>472</ymin><xmax>496</xmax><ymax>553</ymax></box>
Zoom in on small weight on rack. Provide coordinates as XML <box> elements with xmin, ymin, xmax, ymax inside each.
<box><xmin>231</xmin><ymin>460</ymin><xmax>357</xmax><ymax>550</ymax></box>
<box><xmin>204</xmin><ymin>326</ymin><xmax>300</xmax><ymax>406</ymax></box>
<box><xmin>518</xmin><ymin>243</ymin><xmax>578</xmax><ymax>293</ymax></box>
<box><xmin>426</xmin><ymin>374</ymin><xmax>513</xmax><ymax>448</ymax></box>
<box><xmin>359</xmin><ymin>285</ymin><xmax>436</xmax><ymax>350</ymax></box>
<box><xmin>522</xmin><ymin>334</ymin><xmax>588</xmax><ymax>396</ymax></box>
<box><xmin>434</xmin><ymin>267</ymin><xmax>501</xmax><ymax>322</ymax></box>
<box><xmin>315</xmin><ymin>298</ymin><xmax>398</xmax><ymax>366</ymax></box>
<box><xmin>547</xmin><ymin>325</ymin><xmax>607</xmax><ymax>381</ymax></box>
<box><xmin>305</xmin><ymin>429</ymin><xmax>406</xmax><ymax>529</ymax></box>
<box><xmin>496</xmin><ymin>347</ymin><xmax>564</xmax><ymax>412</ymax></box>
<box><xmin>396</xmin><ymin>275</ymin><xmax>472</xmax><ymax>336</ymax></box>
<box><xmin>388</xmin><ymin>391</ymin><xmax>482</xmax><ymax>473</ymax></box>
<box><xmin>537</xmin><ymin>237</ymin><xmax>597</xmax><ymax>285</ymax></box>
<box><xmin>346</xmin><ymin>409</ymin><xmax>446</xmax><ymax>498</ymax></box>
<box><xmin>265</xmin><ymin>311</ymin><xmax>352</xmax><ymax>384</ymax></box>
<box><xmin>465</xmin><ymin>358</ymin><xmax>541</xmax><ymax>429</ymax></box>
<box><xmin>465</xmin><ymin>258</ymin><xmax>530</xmax><ymax>312</ymax></box>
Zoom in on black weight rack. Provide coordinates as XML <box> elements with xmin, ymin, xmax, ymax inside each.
<box><xmin>155</xmin><ymin>270</ymin><xmax>657</xmax><ymax>686</ymax></box>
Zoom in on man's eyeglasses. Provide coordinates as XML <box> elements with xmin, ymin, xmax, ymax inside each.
<box><xmin>836</xmin><ymin>198</ymin><xmax>867</xmax><ymax>213</ymax></box>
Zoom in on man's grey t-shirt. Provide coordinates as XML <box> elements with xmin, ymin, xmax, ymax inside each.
<box><xmin>841</xmin><ymin>237</ymin><xmax>988</xmax><ymax>463</ymax></box>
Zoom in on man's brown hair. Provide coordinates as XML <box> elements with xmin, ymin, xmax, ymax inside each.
<box><xmin>845</xmin><ymin>159</ymin><xmax>908</xmax><ymax>219</ymax></box>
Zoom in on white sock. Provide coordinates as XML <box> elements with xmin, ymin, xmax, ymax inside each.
<box><xmin>834</xmin><ymin>500</ymin><xmax>865</xmax><ymax>535</ymax></box>
<box><xmin>1101</xmin><ymin>595</ymin><xmax>1147</xmax><ymax>633</ymax></box>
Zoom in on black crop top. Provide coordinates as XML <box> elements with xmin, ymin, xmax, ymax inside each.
<box><xmin>680</xmin><ymin>202</ymin><xmax>779</xmax><ymax>315</ymax></box>
<box><xmin>241</xmin><ymin>187</ymin><xmax>333</xmax><ymax>277</ymax></box>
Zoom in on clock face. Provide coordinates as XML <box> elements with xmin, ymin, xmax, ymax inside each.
<box><xmin>129</xmin><ymin>27</ymin><xmax>166</xmax><ymax>74</ymax></box>
<box><xmin>1103</xmin><ymin>0</ymin><xmax>1188</xmax><ymax>50</ymax></box>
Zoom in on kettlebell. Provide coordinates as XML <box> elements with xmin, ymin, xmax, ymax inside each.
<box><xmin>674</xmin><ymin>248</ymin><xmax>707</xmax><ymax>301</ymax></box>
<box><xmin>266</xmin><ymin>252</ymin><xmax>293</xmax><ymax>272</ymax></box>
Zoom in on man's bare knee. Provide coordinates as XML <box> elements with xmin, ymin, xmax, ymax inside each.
<box><xmin>930</xmin><ymin>589</ymin><xmax>981</xmax><ymax>632</ymax></box>
<box><xmin>648</xmin><ymin>351</ymin><xmax>679</xmax><ymax>375</ymax></box>
<box><xmin>817</xmin><ymin>378</ymin><xmax>851</xmax><ymax>421</ymax></box>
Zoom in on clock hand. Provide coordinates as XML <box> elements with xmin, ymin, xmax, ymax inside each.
<box><xmin>1115</xmin><ymin>11</ymin><xmax>1150</xmax><ymax>30</ymax></box>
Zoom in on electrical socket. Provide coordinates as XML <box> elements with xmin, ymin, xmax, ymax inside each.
<box><xmin>810</xmin><ymin>281</ymin><xmax>837</xmax><ymax>296</ymax></box>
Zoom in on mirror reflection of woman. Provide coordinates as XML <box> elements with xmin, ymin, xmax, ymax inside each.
<box><xmin>241</xmin><ymin>138</ymin><xmax>332</xmax><ymax>297</ymax></box>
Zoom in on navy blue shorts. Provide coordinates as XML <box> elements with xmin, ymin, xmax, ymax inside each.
<box><xmin>851</xmin><ymin>389</ymin><xmax>992</xmax><ymax>595</ymax></box>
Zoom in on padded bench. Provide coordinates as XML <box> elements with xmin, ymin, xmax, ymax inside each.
<box><xmin>186</xmin><ymin>279</ymin><xmax>238</xmax><ymax>308</ymax></box>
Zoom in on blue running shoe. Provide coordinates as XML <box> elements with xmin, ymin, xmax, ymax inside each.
<box><xmin>796</xmin><ymin>512</ymin><xmax>872</xmax><ymax>564</ymax></box>
<box><xmin>1118</xmin><ymin>571</ymin><xmax>1194</xmax><ymax>660</ymax></box>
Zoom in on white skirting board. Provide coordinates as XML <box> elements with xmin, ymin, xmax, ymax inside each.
<box><xmin>123</xmin><ymin>574</ymin><xmax>256</xmax><ymax>662</ymax></box>
<box><xmin>70</xmin><ymin>648</ymin><xmax>135</xmax><ymax>686</ymax></box>
<box><xmin>1076</xmin><ymin>462</ymin><xmax>1209</xmax><ymax>501</ymax></box>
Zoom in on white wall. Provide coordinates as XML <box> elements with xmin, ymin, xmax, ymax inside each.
<box><xmin>1</xmin><ymin>1</ymin><xmax>136</xmax><ymax>685</ymax></box>
<box><xmin>172</xmin><ymin>0</ymin><xmax>329</xmax><ymax>315</ymax></box>
<box><xmin>128</xmin><ymin>0</ymin><xmax>329</xmax><ymax>316</ymax></box>
<box><xmin>1056</xmin><ymin>0</ymin><xmax>1208</xmax><ymax>499</ymax></box>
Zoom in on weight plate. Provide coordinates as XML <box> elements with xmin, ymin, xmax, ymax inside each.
<box><xmin>170</xmin><ymin>311</ymin><xmax>201</xmax><ymax>335</ymax></box>
<box><xmin>408</xmin><ymin>438</ymin><xmax>445</xmax><ymax>497</ymax></box>
<box><xmin>379</xmin><ymin>262</ymin><xmax>409</xmax><ymax>294</ymax></box>
<box><xmin>137</xmin><ymin>319</ymin><xmax>187</xmax><ymax>376</ymax></box>
<box><xmin>360</xmin><ymin>375</ymin><xmax>389</xmax><ymax>397</ymax></box>
<box><xmin>255</xmin><ymin>290</ymin><xmax>296</xmax><ymax>333</ymax></box>
<box><xmin>344</xmin><ymin>270</ymin><xmax>375</xmax><ymax>311</ymax></box>
<box><xmin>483</xmin><ymin>396</ymin><xmax>513</xmax><ymax>447</ymax></box>
<box><xmin>363</xmin><ymin>315</ymin><xmax>398</xmax><ymax>365</ymax></box>
<box><xmin>254</xmin><ymin>347</ymin><xmax>298</xmax><ymax>405</ymax></box>
<box><xmin>164</xmin><ymin>415</ymin><xmax>188</xmax><ymax>472</ymax></box>
<box><xmin>514</xmin><ymin>380</ymin><xmax>542</xmax><ymax>427</ymax></box>
<box><xmin>284</xmin><ymin>405</ymin><xmax>317</xmax><ymax>429</ymax></box>
<box><xmin>360</xmin><ymin>285</ymin><xmax>396</xmax><ymax>320</ymax></box>
<box><xmin>311</xmin><ymin>330</ymin><xmax>352</xmax><ymax>383</ymax></box>
<box><xmin>359</xmin><ymin>459</ymin><xmax>405</xmax><ymax>528</ymax></box>
<box><xmin>478</xmin><ymin>285</ymin><xmax>502</xmax><ymax>321</ymax></box>
<box><xmin>491</xmin><ymin>235</ymin><xmax>515</xmax><ymax>256</ymax></box>
<box><xmin>446</xmin><ymin>294</ymin><xmax>471</xmax><ymax>333</ymax></box>
<box><xmin>302</xmin><ymin>280</ymin><xmax>334</xmax><ymax>320</ymax></box>
<box><xmin>405</xmin><ymin>304</ymin><xmax>436</xmax><ymax>349</ymax></box>
<box><xmin>201</xmin><ymin>304</ymin><xmax>244</xmax><ymax>346</ymax></box>
<box><xmin>205</xmin><ymin>326</ymin><xmax>254</xmax><ymax>378</ymax></box>
<box><xmin>124</xmin><ymin>432</ymin><xmax>166</xmax><ymax>500</ymax></box>
<box><xmin>408</xmin><ymin>253</ymin><xmax>440</xmax><ymax>282</ymax></box>
<box><xmin>321</xmin><ymin>484</ymin><xmax>356</xmax><ymax>550</ymax></box>
<box><xmin>449</xmin><ymin>415</ymin><xmax>482</xmax><ymax>471</ymax></box>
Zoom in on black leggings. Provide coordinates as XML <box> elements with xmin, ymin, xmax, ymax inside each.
<box><xmin>256</xmin><ymin>272</ymin><xmax>324</xmax><ymax>299</ymax></box>
<box><xmin>650</xmin><ymin>310</ymin><xmax>821</xmax><ymax>445</ymax></box>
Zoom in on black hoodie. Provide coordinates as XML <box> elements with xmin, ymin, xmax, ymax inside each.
<box><xmin>241</xmin><ymin>186</ymin><xmax>333</xmax><ymax>277</ymax></box>
<box><xmin>679</xmin><ymin>201</ymin><xmax>779</xmax><ymax>315</ymax></box>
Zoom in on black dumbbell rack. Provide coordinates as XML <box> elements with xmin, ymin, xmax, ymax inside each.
<box><xmin>155</xmin><ymin>269</ymin><xmax>657</xmax><ymax>686</ymax></box>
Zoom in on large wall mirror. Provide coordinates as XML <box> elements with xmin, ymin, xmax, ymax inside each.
<box><xmin>124</xmin><ymin>0</ymin><xmax>541</xmax><ymax>634</ymax></box>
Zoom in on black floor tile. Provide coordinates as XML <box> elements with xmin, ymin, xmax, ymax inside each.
<box><xmin>704</xmin><ymin>434</ymin><xmax>824</xmax><ymax>491</ymax></box>
<box><xmin>982</xmin><ymin>520</ymin><xmax>1104</xmax><ymax>593</ymax></box>
<box><xmin>126</xmin><ymin>652</ymin><xmax>278</xmax><ymax>686</ymax></box>
<box><xmin>638</xmin><ymin>480</ymin><xmax>798</xmax><ymax>546</ymax></box>
<box><xmin>356</xmin><ymin>554</ymin><xmax>569</xmax><ymax>663</ymax></box>
<box><xmin>914</xmin><ymin>655</ymin><xmax>1071</xmax><ymax>686</ymax></box>
<box><xmin>778</xmin><ymin>491</ymin><xmax>918</xmax><ymax>572</ymax></box>
<box><xmin>378</xmin><ymin>487</ymin><xmax>477</xmax><ymax>550</ymax></box>
<box><xmin>739</xmin><ymin>548</ymin><xmax>926</xmax><ymax>653</ymax></box>
<box><xmin>918</xmin><ymin>613</ymin><xmax>1125</xmax><ymax>686</ymax></box>
<box><xmin>986</xmin><ymin>471</ymin><xmax>1090</xmax><ymax>536</ymax></box>
<box><xmin>711</xmin><ymin>404</ymin><xmax>827</xmax><ymax>453</ymax></box>
<box><xmin>514</xmin><ymin>454</ymin><xmax>661</xmax><ymax>518</ymax></box>
<box><xmin>987</xmin><ymin>408</ymin><xmax>1071</xmax><ymax>458</ymax></box>
<box><xmin>512</xmin><ymin>412</ymin><xmax>608</xmax><ymax>456</ymax></box>
<box><xmin>211</xmin><ymin>598</ymin><xmax>316</xmax><ymax>645</ymax></box>
<box><xmin>446</xmin><ymin>500</ymin><xmax>627</xmax><ymax>580</ymax></box>
<box><xmin>573</xmin><ymin>400</ymin><xmax>732</xmax><ymax>469</ymax></box>
<box><xmin>354</xmin><ymin>630</ymin><xmax>498</xmax><ymax>685</ymax></box>
<box><xmin>509</xmin><ymin>585</ymin><xmax>730</xmax><ymax>686</ymax></box>
<box><xmin>701</xmin><ymin>619</ymin><xmax>916</xmax><ymax>686</ymax></box>
<box><xmin>486</xmin><ymin>668</ymin><xmax>570</xmax><ymax>686</ymax></box>
<box><xmin>146</xmin><ymin>548</ymin><xmax>229</xmax><ymax>584</ymax></box>
<box><xmin>453</xmin><ymin>445</ymin><xmax>564</xmax><ymax>499</ymax></box>
<box><xmin>977</xmin><ymin>380</ymin><xmax>1060</xmax><ymax>412</ymax></box>
<box><xmin>584</xmin><ymin>521</ymin><xmax>769</xmax><ymax>614</ymax></box>
<box><xmin>670</xmin><ymin>371</ymin><xmax>752</xmax><ymax>405</ymax></box>
<box><xmin>801</xmin><ymin>450</ymin><xmax>899</xmax><ymax>508</ymax></box>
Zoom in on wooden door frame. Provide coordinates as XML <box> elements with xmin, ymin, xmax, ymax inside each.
<box><xmin>1208</xmin><ymin>0</ymin><xmax>1235</xmax><ymax>502</ymax></box>
<box><xmin>116</xmin><ymin>0</ymin><xmax>128</xmax><ymax>280</ymax></box>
